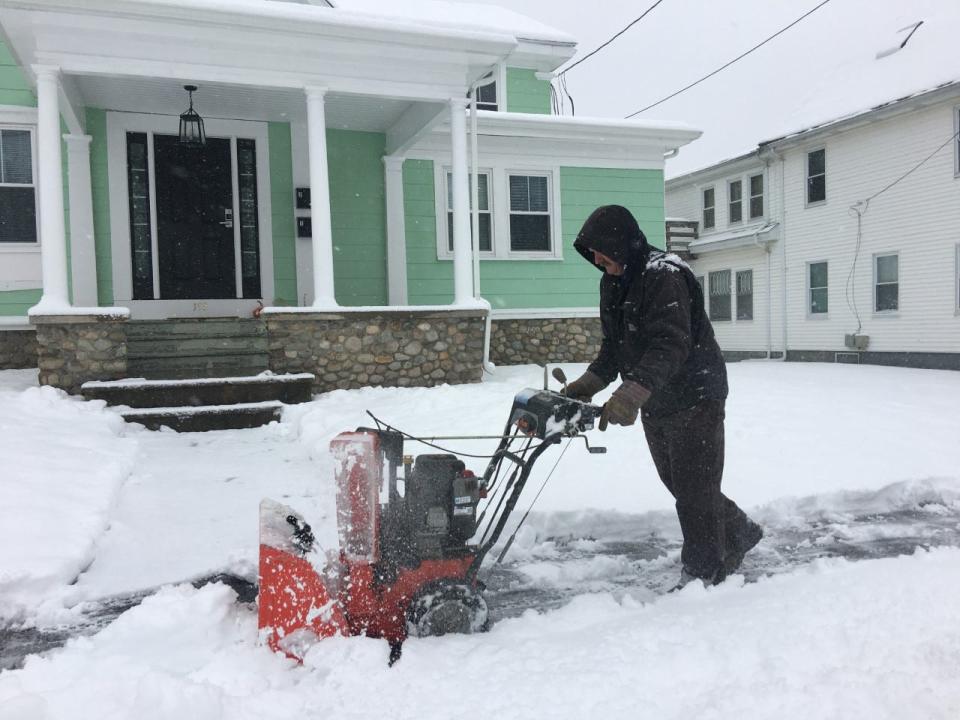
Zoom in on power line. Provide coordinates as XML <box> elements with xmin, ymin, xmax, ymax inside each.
<box><xmin>625</xmin><ymin>0</ymin><xmax>832</xmax><ymax>118</ymax></box>
<box><xmin>557</xmin><ymin>0</ymin><xmax>666</xmax><ymax>76</ymax></box>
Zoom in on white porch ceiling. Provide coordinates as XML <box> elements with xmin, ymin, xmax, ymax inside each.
<box><xmin>74</xmin><ymin>75</ymin><xmax>413</xmax><ymax>131</ymax></box>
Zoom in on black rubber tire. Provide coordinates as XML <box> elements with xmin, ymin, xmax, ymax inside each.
<box><xmin>406</xmin><ymin>581</ymin><xmax>489</xmax><ymax>638</ymax></box>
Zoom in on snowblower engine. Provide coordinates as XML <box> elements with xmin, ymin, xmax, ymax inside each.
<box><xmin>258</xmin><ymin>381</ymin><xmax>602</xmax><ymax>663</ymax></box>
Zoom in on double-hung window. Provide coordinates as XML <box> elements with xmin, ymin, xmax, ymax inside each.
<box><xmin>508</xmin><ymin>174</ymin><xmax>551</xmax><ymax>252</ymax></box>
<box><xmin>875</xmin><ymin>253</ymin><xmax>899</xmax><ymax>312</ymax></box>
<box><xmin>728</xmin><ymin>180</ymin><xmax>743</xmax><ymax>224</ymax></box>
<box><xmin>474</xmin><ymin>77</ymin><xmax>498</xmax><ymax>112</ymax></box>
<box><xmin>808</xmin><ymin>262</ymin><xmax>828</xmax><ymax>315</ymax></box>
<box><xmin>0</xmin><ymin>127</ymin><xmax>37</xmax><ymax>244</ymax></box>
<box><xmin>702</xmin><ymin>187</ymin><xmax>715</xmax><ymax>230</ymax></box>
<box><xmin>736</xmin><ymin>270</ymin><xmax>753</xmax><ymax>320</ymax></box>
<box><xmin>708</xmin><ymin>270</ymin><xmax>731</xmax><ymax>321</ymax></box>
<box><xmin>749</xmin><ymin>174</ymin><xmax>764</xmax><ymax>219</ymax></box>
<box><xmin>445</xmin><ymin>170</ymin><xmax>492</xmax><ymax>253</ymax></box>
<box><xmin>807</xmin><ymin>148</ymin><xmax>826</xmax><ymax>204</ymax></box>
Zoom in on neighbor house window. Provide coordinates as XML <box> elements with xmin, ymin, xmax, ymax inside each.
<box><xmin>508</xmin><ymin>174</ymin><xmax>551</xmax><ymax>252</ymax></box>
<box><xmin>808</xmin><ymin>261</ymin><xmax>828</xmax><ymax>315</ymax></box>
<box><xmin>708</xmin><ymin>269</ymin><xmax>731</xmax><ymax>321</ymax></box>
<box><xmin>807</xmin><ymin>148</ymin><xmax>826</xmax><ymax>204</ymax></box>
<box><xmin>736</xmin><ymin>270</ymin><xmax>753</xmax><ymax>320</ymax></box>
<box><xmin>0</xmin><ymin>127</ymin><xmax>37</xmax><ymax>243</ymax></box>
<box><xmin>749</xmin><ymin>174</ymin><xmax>764</xmax><ymax>219</ymax></box>
<box><xmin>445</xmin><ymin>170</ymin><xmax>492</xmax><ymax>253</ymax></box>
<box><xmin>702</xmin><ymin>187</ymin><xmax>715</xmax><ymax>230</ymax></box>
<box><xmin>956</xmin><ymin>244</ymin><xmax>960</xmax><ymax>311</ymax></box>
<box><xmin>728</xmin><ymin>180</ymin><xmax>743</xmax><ymax>224</ymax></box>
<box><xmin>875</xmin><ymin>253</ymin><xmax>899</xmax><ymax>312</ymax></box>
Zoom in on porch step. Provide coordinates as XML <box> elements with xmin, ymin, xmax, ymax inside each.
<box><xmin>82</xmin><ymin>373</ymin><xmax>314</xmax><ymax>409</ymax></box>
<box><xmin>119</xmin><ymin>401</ymin><xmax>284</xmax><ymax>433</ymax></box>
<box><xmin>125</xmin><ymin>318</ymin><xmax>269</xmax><ymax>379</ymax></box>
<box><xmin>81</xmin><ymin>373</ymin><xmax>315</xmax><ymax>432</ymax></box>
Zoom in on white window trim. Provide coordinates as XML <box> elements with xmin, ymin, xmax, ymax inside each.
<box><xmin>806</xmin><ymin>260</ymin><xmax>829</xmax><ymax>319</ymax></box>
<box><xmin>707</xmin><ymin>268</ymin><xmax>732</xmax><ymax>322</ymax></box>
<box><xmin>432</xmin><ymin>160</ymin><xmax>563</xmax><ymax>261</ymax></box>
<box><xmin>0</xmin><ymin>119</ymin><xmax>40</xmax><ymax>251</ymax></box>
<box><xmin>437</xmin><ymin>167</ymin><xmax>495</xmax><ymax>259</ymax></box>
<box><xmin>954</xmin><ymin>106</ymin><xmax>960</xmax><ymax>178</ymax></box>
<box><xmin>727</xmin><ymin>179</ymin><xmax>743</xmax><ymax>226</ymax></box>
<box><xmin>873</xmin><ymin>251</ymin><xmax>900</xmax><ymax>316</ymax></box>
<box><xmin>472</xmin><ymin>63</ymin><xmax>507</xmax><ymax>113</ymax></box>
<box><xmin>954</xmin><ymin>244</ymin><xmax>959</xmax><ymax>315</ymax></box>
<box><xmin>805</xmin><ymin>147</ymin><xmax>827</xmax><ymax>207</ymax></box>
<box><xmin>748</xmin><ymin>172</ymin><xmax>765</xmax><ymax>220</ymax></box>
<box><xmin>701</xmin><ymin>185</ymin><xmax>716</xmax><ymax>232</ymax></box>
<box><xmin>734</xmin><ymin>267</ymin><xmax>754</xmax><ymax>322</ymax></box>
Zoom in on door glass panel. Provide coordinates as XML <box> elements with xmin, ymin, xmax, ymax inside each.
<box><xmin>237</xmin><ymin>138</ymin><xmax>261</xmax><ymax>298</ymax></box>
<box><xmin>126</xmin><ymin>132</ymin><xmax>154</xmax><ymax>300</ymax></box>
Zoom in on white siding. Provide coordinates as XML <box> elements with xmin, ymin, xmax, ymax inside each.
<box><xmin>667</xmin><ymin>91</ymin><xmax>960</xmax><ymax>357</ymax></box>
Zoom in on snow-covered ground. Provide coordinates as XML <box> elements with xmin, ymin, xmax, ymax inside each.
<box><xmin>1</xmin><ymin>362</ymin><xmax>960</xmax><ymax>719</ymax></box>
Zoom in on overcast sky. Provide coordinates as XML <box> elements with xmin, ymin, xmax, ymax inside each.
<box><xmin>447</xmin><ymin>0</ymin><xmax>960</xmax><ymax>177</ymax></box>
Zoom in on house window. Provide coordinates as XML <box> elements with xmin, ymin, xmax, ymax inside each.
<box><xmin>807</xmin><ymin>148</ymin><xmax>826</xmax><ymax>204</ymax></box>
<box><xmin>708</xmin><ymin>269</ymin><xmax>731</xmax><ymax>321</ymax></box>
<box><xmin>474</xmin><ymin>78</ymin><xmax>498</xmax><ymax>111</ymax></box>
<box><xmin>808</xmin><ymin>262</ymin><xmax>828</xmax><ymax>315</ymax></box>
<box><xmin>728</xmin><ymin>180</ymin><xmax>743</xmax><ymax>224</ymax></box>
<box><xmin>875</xmin><ymin>253</ymin><xmax>899</xmax><ymax>312</ymax></box>
<box><xmin>749</xmin><ymin>174</ymin><xmax>764</xmax><ymax>219</ymax></box>
<box><xmin>736</xmin><ymin>270</ymin><xmax>753</xmax><ymax>320</ymax></box>
<box><xmin>702</xmin><ymin>187</ymin><xmax>715</xmax><ymax>230</ymax></box>
<box><xmin>445</xmin><ymin>171</ymin><xmax>492</xmax><ymax>253</ymax></box>
<box><xmin>0</xmin><ymin>127</ymin><xmax>37</xmax><ymax>243</ymax></box>
<box><xmin>508</xmin><ymin>174</ymin><xmax>551</xmax><ymax>252</ymax></box>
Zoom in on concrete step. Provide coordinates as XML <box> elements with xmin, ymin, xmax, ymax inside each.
<box><xmin>126</xmin><ymin>353</ymin><xmax>270</xmax><ymax>380</ymax></box>
<box><xmin>126</xmin><ymin>335</ymin><xmax>269</xmax><ymax>359</ymax></box>
<box><xmin>82</xmin><ymin>373</ymin><xmax>314</xmax><ymax>409</ymax></box>
<box><xmin>119</xmin><ymin>401</ymin><xmax>284</xmax><ymax>432</ymax></box>
<box><xmin>126</xmin><ymin>319</ymin><xmax>266</xmax><ymax>340</ymax></box>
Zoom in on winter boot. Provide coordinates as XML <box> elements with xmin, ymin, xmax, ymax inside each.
<box><xmin>670</xmin><ymin>565</ymin><xmax>723</xmax><ymax>592</ymax></box>
<box><xmin>723</xmin><ymin>519</ymin><xmax>763</xmax><ymax>576</ymax></box>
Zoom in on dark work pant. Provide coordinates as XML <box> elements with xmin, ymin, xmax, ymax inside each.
<box><xmin>642</xmin><ymin>399</ymin><xmax>750</xmax><ymax>579</ymax></box>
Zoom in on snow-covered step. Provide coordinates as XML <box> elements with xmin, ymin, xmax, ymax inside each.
<box><xmin>119</xmin><ymin>400</ymin><xmax>284</xmax><ymax>433</ymax></box>
<box><xmin>81</xmin><ymin>373</ymin><xmax>315</xmax><ymax>409</ymax></box>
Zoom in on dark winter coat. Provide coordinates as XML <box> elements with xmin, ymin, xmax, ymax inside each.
<box><xmin>574</xmin><ymin>205</ymin><xmax>728</xmax><ymax>417</ymax></box>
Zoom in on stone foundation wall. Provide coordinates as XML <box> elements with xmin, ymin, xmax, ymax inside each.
<box><xmin>490</xmin><ymin>316</ymin><xmax>602</xmax><ymax>366</ymax></box>
<box><xmin>265</xmin><ymin>309</ymin><xmax>487</xmax><ymax>392</ymax></box>
<box><xmin>0</xmin><ymin>329</ymin><xmax>38</xmax><ymax>370</ymax></box>
<box><xmin>32</xmin><ymin>315</ymin><xmax>128</xmax><ymax>394</ymax></box>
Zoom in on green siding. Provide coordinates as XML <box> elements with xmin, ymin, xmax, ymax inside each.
<box><xmin>403</xmin><ymin>165</ymin><xmax>666</xmax><ymax>309</ymax></box>
<box><xmin>327</xmin><ymin>129</ymin><xmax>387</xmax><ymax>306</ymax></box>
<box><xmin>403</xmin><ymin>159</ymin><xmax>452</xmax><ymax>304</ymax></box>
<box><xmin>0</xmin><ymin>289</ymin><xmax>41</xmax><ymax>316</ymax></box>
<box><xmin>268</xmin><ymin>122</ymin><xmax>298</xmax><ymax>305</ymax></box>
<box><xmin>0</xmin><ymin>39</ymin><xmax>34</xmax><ymax>107</ymax></box>
<box><xmin>86</xmin><ymin>108</ymin><xmax>113</xmax><ymax>305</ymax></box>
<box><xmin>506</xmin><ymin>68</ymin><xmax>551</xmax><ymax>115</ymax></box>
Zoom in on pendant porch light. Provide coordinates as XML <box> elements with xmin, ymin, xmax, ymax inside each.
<box><xmin>179</xmin><ymin>85</ymin><xmax>206</xmax><ymax>147</ymax></box>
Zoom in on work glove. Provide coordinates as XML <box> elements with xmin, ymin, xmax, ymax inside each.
<box><xmin>599</xmin><ymin>381</ymin><xmax>651</xmax><ymax>431</ymax></box>
<box><xmin>562</xmin><ymin>370</ymin><xmax>607</xmax><ymax>403</ymax></box>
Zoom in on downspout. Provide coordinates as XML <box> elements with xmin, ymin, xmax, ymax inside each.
<box><xmin>778</xmin><ymin>147</ymin><xmax>788</xmax><ymax>361</ymax></box>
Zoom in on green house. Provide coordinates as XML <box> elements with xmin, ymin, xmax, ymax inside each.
<box><xmin>0</xmin><ymin>0</ymin><xmax>700</xmax><ymax>392</ymax></box>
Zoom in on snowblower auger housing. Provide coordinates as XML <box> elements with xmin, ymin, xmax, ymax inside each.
<box><xmin>258</xmin><ymin>387</ymin><xmax>601</xmax><ymax>662</ymax></box>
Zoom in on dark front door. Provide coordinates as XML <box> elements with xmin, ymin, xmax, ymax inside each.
<box><xmin>154</xmin><ymin>135</ymin><xmax>236</xmax><ymax>299</ymax></box>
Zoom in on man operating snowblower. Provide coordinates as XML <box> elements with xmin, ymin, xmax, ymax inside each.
<box><xmin>564</xmin><ymin>204</ymin><xmax>762</xmax><ymax>588</ymax></box>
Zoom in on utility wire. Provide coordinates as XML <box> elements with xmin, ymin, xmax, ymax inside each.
<box><xmin>557</xmin><ymin>0</ymin><xmax>666</xmax><ymax>76</ymax></box>
<box><xmin>625</xmin><ymin>0</ymin><xmax>832</xmax><ymax>118</ymax></box>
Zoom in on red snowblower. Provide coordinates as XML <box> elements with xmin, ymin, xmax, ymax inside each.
<box><xmin>258</xmin><ymin>369</ymin><xmax>604</xmax><ymax>663</ymax></box>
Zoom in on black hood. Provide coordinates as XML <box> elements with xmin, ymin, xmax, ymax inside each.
<box><xmin>574</xmin><ymin>205</ymin><xmax>650</xmax><ymax>272</ymax></box>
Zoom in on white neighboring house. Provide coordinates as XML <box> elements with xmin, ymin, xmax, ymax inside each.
<box><xmin>665</xmin><ymin>80</ymin><xmax>960</xmax><ymax>369</ymax></box>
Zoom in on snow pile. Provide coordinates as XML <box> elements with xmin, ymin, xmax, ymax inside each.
<box><xmin>0</xmin><ymin>379</ymin><xmax>137</xmax><ymax>621</ymax></box>
<box><xmin>1</xmin><ymin>549</ymin><xmax>959</xmax><ymax>719</ymax></box>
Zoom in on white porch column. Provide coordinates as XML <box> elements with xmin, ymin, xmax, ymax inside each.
<box><xmin>383</xmin><ymin>156</ymin><xmax>408</xmax><ymax>305</ymax></box>
<box><xmin>33</xmin><ymin>65</ymin><xmax>70</xmax><ymax>309</ymax></box>
<box><xmin>449</xmin><ymin>98</ymin><xmax>473</xmax><ymax>305</ymax></box>
<box><xmin>64</xmin><ymin>134</ymin><xmax>97</xmax><ymax>307</ymax></box>
<box><xmin>305</xmin><ymin>86</ymin><xmax>337</xmax><ymax>307</ymax></box>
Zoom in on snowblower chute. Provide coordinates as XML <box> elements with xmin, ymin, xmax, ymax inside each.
<box><xmin>258</xmin><ymin>381</ymin><xmax>603</xmax><ymax>662</ymax></box>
